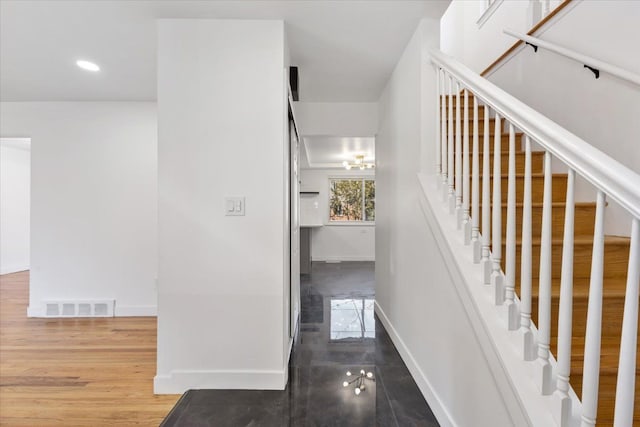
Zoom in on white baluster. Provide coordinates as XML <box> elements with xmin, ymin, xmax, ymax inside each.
<box><xmin>614</xmin><ymin>217</ymin><xmax>640</xmax><ymax>427</ymax></box>
<box><xmin>482</xmin><ymin>106</ymin><xmax>492</xmax><ymax>285</ymax></box>
<box><xmin>519</xmin><ymin>135</ymin><xmax>536</xmax><ymax>360</ymax></box>
<box><xmin>581</xmin><ymin>190</ymin><xmax>606</xmax><ymax>427</ymax></box>
<box><xmin>492</xmin><ymin>113</ymin><xmax>504</xmax><ymax>304</ymax></box>
<box><xmin>463</xmin><ymin>89</ymin><xmax>471</xmax><ymax>243</ymax></box>
<box><xmin>535</xmin><ymin>151</ymin><xmax>553</xmax><ymax>395</ymax></box>
<box><xmin>436</xmin><ymin>67</ymin><xmax>441</xmax><ymax>177</ymax></box>
<box><xmin>471</xmin><ymin>95</ymin><xmax>481</xmax><ymax>262</ymax></box>
<box><xmin>455</xmin><ymin>82</ymin><xmax>463</xmax><ymax>225</ymax></box>
<box><xmin>441</xmin><ymin>70</ymin><xmax>447</xmax><ymax>192</ymax></box>
<box><xmin>447</xmin><ymin>75</ymin><xmax>455</xmax><ymax>208</ymax></box>
<box><xmin>553</xmin><ymin>169</ymin><xmax>575</xmax><ymax>426</ymax></box>
<box><xmin>504</xmin><ymin>123</ymin><xmax>518</xmax><ymax>329</ymax></box>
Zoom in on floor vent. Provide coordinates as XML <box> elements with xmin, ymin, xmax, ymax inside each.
<box><xmin>42</xmin><ymin>300</ymin><xmax>115</xmax><ymax>318</ymax></box>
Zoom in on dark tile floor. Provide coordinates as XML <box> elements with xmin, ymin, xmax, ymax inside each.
<box><xmin>161</xmin><ymin>261</ymin><xmax>439</xmax><ymax>427</ymax></box>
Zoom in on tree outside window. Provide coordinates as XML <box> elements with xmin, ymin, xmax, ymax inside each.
<box><xmin>329</xmin><ymin>178</ymin><xmax>375</xmax><ymax>222</ymax></box>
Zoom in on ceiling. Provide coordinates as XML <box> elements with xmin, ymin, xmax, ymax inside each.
<box><xmin>0</xmin><ymin>0</ymin><xmax>450</xmax><ymax>102</ymax></box>
<box><xmin>302</xmin><ymin>136</ymin><xmax>374</xmax><ymax>169</ymax></box>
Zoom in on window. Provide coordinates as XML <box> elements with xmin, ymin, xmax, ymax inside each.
<box><xmin>329</xmin><ymin>178</ymin><xmax>375</xmax><ymax>222</ymax></box>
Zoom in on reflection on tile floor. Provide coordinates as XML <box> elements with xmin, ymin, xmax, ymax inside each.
<box><xmin>330</xmin><ymin>298</ymin><xmax>375</xmax><ymax>340</ymax></box>
<box><xmin>161</xmin><ymin>261</ymin><xmax>439</xmax><ymax>427</ymax></box>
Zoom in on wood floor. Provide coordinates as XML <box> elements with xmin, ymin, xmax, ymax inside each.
<box><xmin>0</xmin><ymin>271</ymin><xmax>179</xmax><ymax>426</ymax></box>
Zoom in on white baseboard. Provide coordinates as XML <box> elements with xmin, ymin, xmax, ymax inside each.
<box><xmin>0</xmin><ymin>265</ymin><xmax>29</xmax><ymax>275</ymax></box>
<box><xmin>26</xmin><ymin>305</ymin><xmax>43</xmax><ymax>317</ymax></box>
<box><xmin>154</xmin><ymin>368</ymin><xmax>287</xmax><ymax>394</ymax></box>
<box><xmin>375</xmin><ymin>301</ymin><xmax>457</xmax><ymax>427</ymax></box>
<box><xmin>115</xmin><ymin>305</ymin><xmax>157</xmax><ymax>316</ymax></box>
<box><xmin>312</xmin><ymin>256</ymin><xmax>375</xmax><ymax>262</ymax></box>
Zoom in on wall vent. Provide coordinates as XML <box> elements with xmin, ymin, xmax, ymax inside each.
<box><xmin>42</xmin><ymin>300</ymin><xmax>115</xmax><ymax>318</ymax></box>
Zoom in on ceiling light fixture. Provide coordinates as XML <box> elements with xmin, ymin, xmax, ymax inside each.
<box><xmin>76</xmin><ymin>60</ymin><xmax>100</xmax><ymax>72</ymax></box>
<box><xmin>342</xmin><ymin>155</ymin><xmax>374</xmax><ymax>170</ymax></box>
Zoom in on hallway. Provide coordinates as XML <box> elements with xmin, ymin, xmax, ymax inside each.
<box><xmin>161</xmin><ymin>262</ymin><xmax>439</xmax><ymax>426</ymax></box>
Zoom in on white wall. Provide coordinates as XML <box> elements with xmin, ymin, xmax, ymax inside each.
<box><xmin>0</xmin><ymin>102</ymin><xmax>158</xmax><ymax>315</ymax></box>
<box><xmin>293</xmin><ymin>102</ymin><xmax>378</xmax><ymax>136</ymax></box>
<box><xmin>375</xmin><ymin>19</ymin><xmax>518</xmax><ymax>426</ymax></box>
<box><xmin>300</xmin><ymin>168</ymin><xmax>375</xmax><ymax>262</ymax></box>
<box><xmin>440</xmin><ymin>0</ymin><xmax>533</xmax><ymax>74</ymax></box>
<box><xmin>0</xmin><ymin>140</ymin><xmax>30</xmax><ymax>274</ymax></box>
<box><xmin>441</xmin><ymin>0</ymin><xmax>640</xmax><ymax>235</ymax></box>
<box><xmin>155</xmin><ymin>19</ymin><xmax>289</xmax><ymax>393</ymax></box>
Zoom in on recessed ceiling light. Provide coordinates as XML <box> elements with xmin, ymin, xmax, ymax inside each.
<box><xmin>76</xmin><ymin>60</ymin><xmax>100</xmax><ymax>72</ymax></box>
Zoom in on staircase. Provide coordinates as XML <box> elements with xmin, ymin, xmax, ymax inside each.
<box><xmin>439</xmin><ymin>88</ymin><xmax>639</xmax><ymax>426</ymax></box>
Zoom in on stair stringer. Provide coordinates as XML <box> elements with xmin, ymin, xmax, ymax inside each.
<box><xmin>417</xmin><ymin>172</ymin><xmax>583</xmax><ymax>427</ymax></box>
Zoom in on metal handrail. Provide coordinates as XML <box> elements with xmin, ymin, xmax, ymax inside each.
<box><xmin>503</xmin><ymin>29</ymin><xmax>640</xmax><ymax>86</ymax></box>
<box><xmin>429</xmin><ymin>48</ymin><xmax>640</xmax><ymax>220</ymax></box>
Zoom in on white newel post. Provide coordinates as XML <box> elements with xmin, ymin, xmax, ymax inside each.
<box><xmin>492</xmin><ymin>113</ymin><xmax>504</xmax><ymax>305</ymax></box>
<box><xmin>519</xmin><ymin>135</ymin><xmax>536</xmax><ymax>360</ymax></box>
<box><xmin>504</xmin><ymin>123</ymin><xmax>518</xmax><ymax>329</ymax></box>
<box><xmin>471</xmin><ymin>95</ymin><xmax>481</xmax><ymax>262</ymax></box>
<box><xmin>581</xmin><ymin>190</ymin><xmax>606</xmax><ymax>427</ymax></box>
<box><xmin>447</xmin><ymin>75</ymin><xmax>455</xmax><ymax>207</ymax></box>
<box><xmin>455</xmin><ymin>82</ymin><xmax>463</xmax><ymax>225</ymax></box>
<box><xmin>536</xmin><ymin>151</ymin><xmax>554</xmax><ymax>395</ymax></box>
<box><xmin>613</xmin><ymin>217</ymin><xmax>640</xmax><ymax>427</ymax></box>
<box><xmin>463</xmin><ymin>89</ymin><xmax>471</xmax><ymax>243</ymax></box>
<box><xmin>482</xmin><ymin>106</ymin><xmax>492</xmax><ymax>285</ymax></box>
<box><xmin>553</xmin><ymin>168</ymin><xmax>576</xmax><ymax>426</ymax></box>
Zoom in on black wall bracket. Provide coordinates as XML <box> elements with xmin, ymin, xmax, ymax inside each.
<box><xmin>525</xmin><ymin>42</ymin><xmax>538</xmax><ymax>53</ymax></box>
<box><xmin>584</xmin><ymin>64</ymin><xmax>600</xmax><ymax>79</ymax></box>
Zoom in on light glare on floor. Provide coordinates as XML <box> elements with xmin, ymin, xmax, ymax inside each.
<box><xmin>76</xmin><ymin>60</ymin><xmax>100</xmax><ymax>72</ymax></box>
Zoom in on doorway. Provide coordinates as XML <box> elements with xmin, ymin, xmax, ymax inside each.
<box><xmin>0</xmin><ymin>137</ymin><xmax>31</xmax><ymax>275</ymax></box>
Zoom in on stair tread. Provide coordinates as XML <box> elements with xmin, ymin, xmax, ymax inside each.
<box><xmin>529</xmin><ymin>276</ymin><xmax>628</xmax><ymax>298</ymax></box>
<box><xmin>502</xmin><ymin>235</ymin><xmax>630</xmax><ymax>246</ymax></box>
<box><xmin>481</xmin><ymin>201</ymin><xmax>595</xmax><ymax>208</ymax></box>
<box><xmin>477</xmin><ymin>172</ymin><xmax>566</xmax><ymax>178</ymax></box>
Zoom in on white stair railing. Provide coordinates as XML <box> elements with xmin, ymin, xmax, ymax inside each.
<box><xmin>431</xmin><ymin>49</ymin><xmax>640</xmax><ymax>427</ymax></box>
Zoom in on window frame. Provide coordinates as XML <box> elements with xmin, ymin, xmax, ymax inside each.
<box><xmin>327</xmin><ymin>177</ymin><xmax>375</xmax><ymax>225</ymax></box>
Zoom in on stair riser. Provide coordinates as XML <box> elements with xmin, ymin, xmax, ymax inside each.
<box><xmin>449</xmin><ymin>119</ymin><xmax>499</xmax><ymax>135</ymax></box>
<box><xmin>441</xmin><ymin>96</ymin><xmax>476</xmax><ymax>107</ymax></box>
<box><xmin>466</xmin><ymin>175</ymin><xmax>568</xmax><ymax>203</ymax></box>
<box><xmin>478</xmin><ymin>203</ymin><xmax>596</xmax><ymax>238</ymax></box>
<box><xmin>501</xmin><ymin>240</ymin><xmax>630</xmax><ymax>280</ymax></box>
<box><xmin>531</xmin><ymin>297</ymin><xmax>625</xmax><ymax>342</ymax></box>
<box><xmin>448</xmin><ymin>133</ymin><xmax>525</xmax><ymax>152</ymax></box>
<box><xmin>440</xmin><ymin>109</ymin><xmax>487</xmax><ymax>120</ymax></box>
<box><xmin>451</xmin><ymin>151</ymin><xmax>544</xmax><ymax>174</ymax></box>
<box><xmin>477</xmin><ymin>152</ymin><xmax>544</xmax><ymax>175</ymax></box>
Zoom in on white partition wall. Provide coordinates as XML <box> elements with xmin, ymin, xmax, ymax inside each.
<box><xmin>0</xmin><ymin>103</ymin><xmax>158</xmax><ymax>315</ymax></box>
<box><xmin>155</xmin><ymin>19</ymin><xmax>290</xmax><ymax>393</ymax></box>
<box><xmin>374</xmin><ymin>19</ymin><xmax>522</xmax><ymax>426</ymax></box>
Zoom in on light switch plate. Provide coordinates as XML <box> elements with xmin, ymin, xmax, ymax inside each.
<box><xmin>225</xmin><ymin>197</ymin><xmax>245</xmax><ymax>216</ymax></box>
